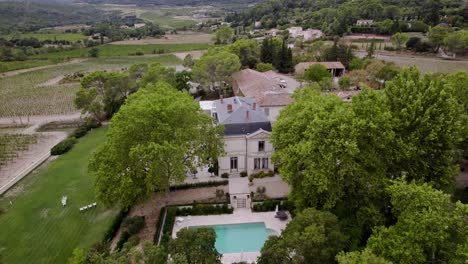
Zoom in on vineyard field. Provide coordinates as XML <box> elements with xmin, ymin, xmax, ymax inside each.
<box><xmin>0</xmin><ymin>133</ymin><xmax>38</xmax><ymax>169</ymax></box>
<box><xmin>0</xmin><ymin>54</ymin><xmax>181</xmax><ymax>117</ymax></box>
<box><xmin>30</xmin><ymin>43</ymin><xmax>211</xmax><ymax>60</ymax></box>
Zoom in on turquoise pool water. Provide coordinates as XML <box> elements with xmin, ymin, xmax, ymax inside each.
<box><xmin>192</xmin><ymin>222</ymin><xmax>271</xmax><ymax>253</ymax></box>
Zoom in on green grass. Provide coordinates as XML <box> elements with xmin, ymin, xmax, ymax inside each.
<box><xmin>0</xmin><ymin>55</ymin><xmax>181</xmax><ymax>117</ymax></box>
<box><xmin>31</xmin><ymin>43</ymin><xmax>211</xmax><ymax>60</ymax></box>
<box><xmin>0</xmin><ymin>128</ymin><xmax>117</xmax><ymax>264</ymax></box>
<box><xmin>0</xmin><ymin>59</ymin><xmax>62</xmax><ymax>73</ymax></box>
<box><xmin>3</xmin><ymin>33</ymin><xmax>87</xmax><ymax>41</ymax></box>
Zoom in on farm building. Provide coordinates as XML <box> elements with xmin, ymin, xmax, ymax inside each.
<box><xmin>295</xmin><ymin>61</ymin><xmax>346</xmax><ymax>77</ymax></box>
<box><xmin>231</xmin><ymin>69</ymin><xmax>300</xmax><ymax>123</ymax></box>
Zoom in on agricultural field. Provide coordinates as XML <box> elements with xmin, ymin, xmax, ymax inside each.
<box><xmin>0</xmin><ymin>133</ymin><xmax>38</xmax><ymax>168</ymax></box>
<box><xmin>111</xmin><ymin>32</ymin><xmax>213</xmax><ymax>45</ymax></box>
<box><xmin>3</xmin><ymin>32</ymin><xmax>87</xmax><ymax>42</ymax></box>
<box><xmin>0</xmin><ymin>128</ymin><xmax>119</xmax><ymax>264</ymax></box>
<box><xmin>357</xmin><ymin>52</ymin><xmax>468</xmax><ymax>73</ymax></box>
<box><xmin>0</xmin><ymin>59</ymin><xmax>60</xmax><ymax>73</ymax></box>
<box><xmin>0</xmin><ymin>54</ymin><xmax>181</xmax><ymax>117</ymax></box>
<box><xmin>30</xmin><ymin>43</ymin><xmax>211</xmax><ymax>60</ymax></box>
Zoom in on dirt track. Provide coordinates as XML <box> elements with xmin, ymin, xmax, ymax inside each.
<box><xmin>0</xmin><ymin>59</ymin><xmax>87</xmax><ymax>78</ymax></box>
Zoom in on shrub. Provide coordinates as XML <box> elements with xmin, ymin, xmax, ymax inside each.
<box><xmin>221</xmin><ymin>172</ymin><xmax>229</xmax><ymax>178</ymax></box>
<box><xmin>384</xmin><ymin>46</ymin><xmax>396</xmax><ymax>51</ymax></box>
<box><xmin>51</xmin><ymin>138</ymin><xmax>77</xmax><ymax>155</ymax></box>
<box><xmin>72</xmin><ymin>126</ymin><xmax>88</xmax><ymax>139</ymax></box>
<box><xmin>406</xmin><ymin>36</ymin><xmax>422</xmax><ymax>50</ymax></box>
<box><xmin>103</xmin><ymin>209</ymin><xmax>129</xmax><ymax>242</ymax></box>
<box><xmin>240</xmin><ymin>171</ymin><xmax>248</xmax><ymax>177</ymax></box>
<box><xmin>338</xmin><ymin>76</ymin><xmax>351</xmax><ymax>90</ymax></box>
<box><xmin>122</xmin><ymin>215</ymin><xmax>145</xmax><ymax>235</ymax></box>
<box><xmin>256</xmin><ymin>63</ymin><xmax>275</xmax><ymax>72</ymax></box>
<box><xmin>169</xmin><ymin>180</ymin><xmax>228</xmax><ymax>191</ymax></box>
<box><xmin>83</xmin><ymin>118</ymin><xmax>101</xmax><ymax>130</ymax></box>
<box><xmin>175</xmin><ymin>203</ymin><xmax>233</xmax><ymax>216</ymax></box>
<box><xmin>115</xmin><ymin>231</ymin><xmax>131</xmax><ymax>251</ymax></box>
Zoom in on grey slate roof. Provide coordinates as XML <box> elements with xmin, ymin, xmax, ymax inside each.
<box><xmin>213</xmin><ymin>96</ymin><xmax>272</xmax><ymax>136</ymax></box>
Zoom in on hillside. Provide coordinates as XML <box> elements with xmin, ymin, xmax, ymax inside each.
<box><xmin>74</xmin><ymin>0</ymin><xmax>261</xmax><ymax>7</ymax></box>
<box><xmin>0</xmin><ymin>1</ymin><xmax>121</xmax><ymax>34</ymax></box>
<box><xmin>226</xmin><ymin>0</ymin><xmax>467</xmax><ymax>35</ymax></box>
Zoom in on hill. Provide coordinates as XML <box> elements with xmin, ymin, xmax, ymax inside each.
<box><xmin>0</xmin><ymin>1</ymin><xmax>121</xmax><ymax>34</ymax></box>
<box><xmin>226</xmin><ymin>0</ymin><xmax>467</xmax><ymax>35</ymax></box>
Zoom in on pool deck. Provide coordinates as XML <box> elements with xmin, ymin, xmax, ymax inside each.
<box><xmin>172</xmin><ymin>209</ymin><xmax>291</xmax><ymax>263</ymax></box>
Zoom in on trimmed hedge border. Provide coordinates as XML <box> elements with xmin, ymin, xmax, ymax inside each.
<box><xmin>169</xmin><ymin>180</ymin><xmax>228</xmax><ymax>191</ymax></box>
<box><xmin>154</xmin><ymin>202</ymin><xmax>233</xmax><ymax>247</ymax></box>
<box><xmin>102</xmin><ymin>209</ymin><xmax>129</xmax><ymax>243</ymax></box>
<box><xmin>252</xmin><ymin>199</ymin><xmax>295</xmax><ymax>215</ymax></box>
<box><xmin>50</xmin><ymin>118</ymin><xmax>101</xmax><ymax>156</ymax></box>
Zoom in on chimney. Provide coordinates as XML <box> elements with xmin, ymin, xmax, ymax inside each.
<box><xmin>246</xmin><ymin>110</ymin><xmax>250</xmax><ymax>120</ymax></box>
<box><xmin>253</xmin><ymin>103</ymin><xmax>256</xmax><ymax>110</ymax></box>
<box><xmin>220</xmin><ymin>95</ymin><xmax>224</xmax><ymax>104</ymax></box>
<box><xmin>227</xmin><ymin>104</ymin><xmax>233</xmax><ymax>113</ymax></box>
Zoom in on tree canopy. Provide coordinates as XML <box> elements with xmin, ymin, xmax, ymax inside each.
<box><xmin>89</xmin><ymin>82</ymin><xmax>224</xmax><ymax>208</ymax></box>
<box><xmin>169</xmin><ymin>227</ymin><xmax>221</xmax><ymax>264</ymax></box>
<box><xmin>258</xmin><ymin>208</ymin><xmax>348</xmax><ymax>264</ymax></box>
<box><xmin>367</xmin><ymin>180</ymin><xmax>468</xmax><ymax>264</ymax></box>
<box><xmin>192</xmin><ymin>48</ymin><xmax>241</xmax><ymax>95</ymax></box>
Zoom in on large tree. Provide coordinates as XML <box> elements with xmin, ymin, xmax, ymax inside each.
<box><xmin>258</xmin><ymin>208</ymin><xmax>348</xmax><ymax>264</ymax></box>
<box><xmin>336</xmin><ymin>249</ymin><xmax>391</xmax><ymax>264</ymax></box>
<box><xmin>192</xmin><ymin>49</ymin><xmax>241</xmax><ymax>95</ymax></box>
<box><xmin>228</xmin><ymin>39</ymin><xmax>260</xmax><ymax>69</ymax></box>
<box><xmin>384</xmin><ymin>68</ymin><xmax>465</xmax><ymax>189</ymax></box>
<box><xmin>169</xmin><ymin>227</ymin><xmax>221</xmax><ymax>264</ymax></box>
<box><xmin>89</xmin><ymin>82</ymin><xmax>224</xmax><ymax>208</ymax></box>
<box><xmin>367</xmin><ymin>180</ymin><xmax>468</xmax><ymax>264</ymax></box>
<box><xmin>75</xmin><ymin>71</ymin><xmax>131</xmax><ymax>121</ymax></box>
<box><xmin>213</xmin><ymin>26</ymin><xmax>234</xmax><ymax>44</ymax></box>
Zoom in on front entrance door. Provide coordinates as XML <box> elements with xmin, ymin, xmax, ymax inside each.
<box><xmin>237</xmin><ymin>198</ymin><xmax>246</xmax><ymax>208</ymax></box>
<box><xmin>230</xmin><ymin>157</ymin><xmax>238</xmax><ymax>172</ymax></box>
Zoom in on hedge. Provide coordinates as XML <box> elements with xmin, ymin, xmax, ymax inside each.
<box><xmin>169</xmin><ymin>180</ymin><xmax>228</xmax><ymax>191</ymax></box>
<box><xmin>51</xmin><ymin>138</ymin><xmax>77</xmax><ymax>155</ymax></box>
<box><xmin>159</xmin><ymin>206</ymin><xmax>177</xmax><ymax>247</ymax></box>
<box><xmin>122</xmin><ymin>215</ymin><xmax>145</xmax><ymax>235</ymax></box>
<box><xmin>154</xmin><ymin>206</ymin><xmax>167</xmax><ymax>244</ymax></box>
<box><xmin>102</xmin><ymin>209</ymin><xmax>129</xmax><ymax>243</ymax></box>
<box><xmin>176</xmin><ymin>203</ymin><xmax>233</xmax><ymax>216</ymax></box>
<box><xmin>115</xmin><ymin>231</ymin><xmax>131</xmax><ymax>251</ymax></box>
<box><xmin>252</xmin><ymin>199</ymin><xmax>294</xmax><ymax>213</ymax></box>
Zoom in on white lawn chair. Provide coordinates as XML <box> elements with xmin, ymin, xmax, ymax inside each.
<box><xmin>92</xmin><ymin>202</ymin><xmax>97</xmax><ymax>207</ymax></box>
<box><xmin>61</xmin><ymin>196</ymin><xmax>67</xmax><ymax>206</ymax></box>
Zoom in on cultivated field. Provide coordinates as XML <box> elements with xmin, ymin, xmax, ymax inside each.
<box><xmin>355</xmin><ymin>51</ymin><xmax>468</xmax><ymax>73</ymax></box>
<box><xmin>30</xmin><ymin>43</ymin><xmax>211</xmax><ymax>60</ymax></box>
<box><xmin>0</xmin><ymin>128</ymin><xmax>118</xmax><ymax>264</ymax></box>
<box><xmin>3</xmin><ymin>33</ymin><xmax>87</xmax><ymax>41</ymax></box>
<box><xmin>0</xmin><ymin>55</ymin><xmax>181</xmax><ymax>118</ymax></box>
<box><xmin>111</xmin><ymin>32</ymin><xmax>213</xmax><ymax>45</ymax></box>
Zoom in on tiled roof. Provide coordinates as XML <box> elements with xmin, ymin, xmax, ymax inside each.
<box><xmin>212</xmin><ymin>96</ymin><xmax>272</xmax><ymax>135</ymax></box>
<box><xmin>231</xmin><ymin>69</ymin><xmax>298</xmax><ymax>107</ymax></box>
<box><xmin>295</xmin><ymin>61</ymin><xmax>346</xmax><ymax>76</ymax></box>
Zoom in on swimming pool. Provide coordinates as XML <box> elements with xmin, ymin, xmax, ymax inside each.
<box><xmin>192</xmin><ymin>222</ymin><xmax>272</xmax><ymax>253</ymax></box>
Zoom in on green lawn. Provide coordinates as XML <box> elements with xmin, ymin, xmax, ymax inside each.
<box><xmin>31</xmin><ymin>43</ymin><xmax>211</xmax><ymax>60</ymax></box>
<box><xmin>0</xmin><ymin>128</ymin><xmax>118</xmax><ymax>264</ymax></box>
<box><xmin>3</xmin><ymin>33</ymin><xmax>87</xmax><ymax>42</ymax></box>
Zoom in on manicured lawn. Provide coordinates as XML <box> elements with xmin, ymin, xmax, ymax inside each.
<box><xmin>31</xmin><ymin>43</ymin><xmax>211</xmax><ymax>60</ymax></box>
<box><xmin>0</xmin><ymin>128</ymin><xmax>118</xmax><ymax>264</ymax></box>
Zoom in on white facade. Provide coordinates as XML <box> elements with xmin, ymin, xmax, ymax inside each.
<box><xmin>262</xmin><ymin>106</ymin><xmax>284</xmax><ymax>123</ymax></box>
<box><xmin>218</xmin><ymin>129</ymin><xmax>274</xmax><ymax>176</ymax></box>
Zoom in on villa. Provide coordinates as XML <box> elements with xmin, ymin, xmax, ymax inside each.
<box><xmin>287</xmin><ymin>26</ymin><xmax>323</xmax><ymax>40</ymax></box>
<box><xmin>200</xmin><ymin>96</ymin><xmax>275</xmax><ymax>177</ymax></box>
<box><xmin>231</xmin><ymin>69</ymin><xmax>300</xmax><ymax>123</ymax></box>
